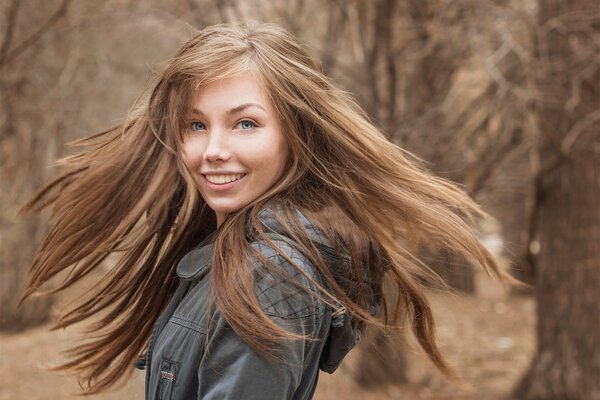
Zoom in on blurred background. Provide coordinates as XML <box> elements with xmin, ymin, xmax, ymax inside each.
<box><xmin>0</xmin><ymin>0</ymin><xmax>598</xmax><ymax>399</ymax></box>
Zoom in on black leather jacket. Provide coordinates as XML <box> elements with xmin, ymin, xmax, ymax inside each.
<box><xmin>141</xmin><ymin>207</ymin><xmax>368</xmax><ymax>400</ymax></box>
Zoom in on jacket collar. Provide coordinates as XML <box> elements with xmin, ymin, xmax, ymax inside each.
<box><xmin>176</xmin><ymin>242</ymin><xmax>213</xmax><ymax>280</ymax></box>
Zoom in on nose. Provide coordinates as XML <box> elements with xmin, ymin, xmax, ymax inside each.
<box><xmin>203</xmin><ymin>128</ymin><xmax>231</xmax><ymax>162</ymax></box>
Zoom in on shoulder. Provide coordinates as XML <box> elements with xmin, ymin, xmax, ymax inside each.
<box><xmin>249</xmin><ymin>236</ymin><xmax>326</xmax><ymax>320</ymax></box>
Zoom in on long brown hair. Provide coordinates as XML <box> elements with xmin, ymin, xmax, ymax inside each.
<box><xmin>21</xmin><ymin>21</ymin><xmax>519</xmax><ymax>393</ymax></box>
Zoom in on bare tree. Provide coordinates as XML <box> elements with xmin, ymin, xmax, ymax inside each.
<box><xmin>514</xmin><ymin>0</ymin><xmax>600</xmax><ymax>398</ymax></box>
<box><xmin>0</xmin><ymin>0</ymin><xmax>208</xmax><ymax>331</ymax></box>
<box><xmin>0</xmin><ymin>0</ymin><xmax>71</xmax><ymax>330</ymax></box>
<box><xmin>333</xmin><ymin>0</ymin><xmax>539</xmax><ymax>388</ymax></box>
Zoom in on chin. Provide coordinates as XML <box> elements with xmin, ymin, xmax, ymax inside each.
<box><xmin>207</xmin><ymin>200</ymin><xmax>248</xmax><ymax>215</ymax></box>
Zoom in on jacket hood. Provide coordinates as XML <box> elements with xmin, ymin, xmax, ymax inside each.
<box><xmin>176</xmin><ymin>204</ymin><xmax>374</xmax><ymax>374</ymax></box>
<box><xmin>255</xmin><ymin>205</ymin><xmax>373</xmax><ymax>374</ymax></box>
<box><xmin>255</xmin><ymin>206</ymin><xmax>333</xmax><ymax>248</ymax></box>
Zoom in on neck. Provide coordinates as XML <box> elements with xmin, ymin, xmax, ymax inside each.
<box><xmin>216</xmin><ymin>212</ymin><xmax>228</xmax><ymax>228</ymax></box>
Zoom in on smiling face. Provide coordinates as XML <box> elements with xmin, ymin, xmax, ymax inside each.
<box><xmin>181</xmin><ymin>73</ymin><xmax>289</xmax><ymax>227</ymax></box>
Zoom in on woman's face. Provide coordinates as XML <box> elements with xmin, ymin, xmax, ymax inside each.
<box><xmin>181</xmin><ymin>73</ymin><xmax>289</xmax><ymax>227</ymax></box>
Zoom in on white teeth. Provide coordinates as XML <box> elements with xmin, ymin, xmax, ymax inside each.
<box><xmin>204</xmin><ymin>173</ymin><xmax>245</xmax><ymax>185</ymax></box>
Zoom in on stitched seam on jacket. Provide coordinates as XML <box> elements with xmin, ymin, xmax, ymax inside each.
<box><xmin>264</xmin><ymin>311</ymin><xmax>323</xmax><ymax>320</ymax></box>
<box><xmin>169</xmin><ymin>316</ymin><xmax>206</xmax><ymax>334</ymax></box>
<box><xmin>254</xmin><ymin>251</ymin><xmax>324</xmax><ymax>319</ymax></box>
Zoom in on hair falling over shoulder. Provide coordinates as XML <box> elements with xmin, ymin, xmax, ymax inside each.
<box><xmin>21</xmin><ymin>21</ymin><xmax>521</xmax><ymax>393</ymax></box>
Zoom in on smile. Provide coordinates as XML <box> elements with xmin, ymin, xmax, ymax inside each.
<box><xmin>202</xmin><ymin>173</ymin><xmax>246</xmax><ymax>185</ymax></box>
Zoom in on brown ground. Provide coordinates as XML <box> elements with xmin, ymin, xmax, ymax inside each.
<box><xmin>0</xmin><ymin>284</ymin><xmax>535</xmax><ymax>400</ymax></box>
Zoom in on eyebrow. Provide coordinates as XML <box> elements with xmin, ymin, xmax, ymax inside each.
<box><xmin>191</xmin><ymin>103</ymin><xmax>266</xmax><ymax>116</ymax></box>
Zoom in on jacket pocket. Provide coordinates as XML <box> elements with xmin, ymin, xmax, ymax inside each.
<box><xmin>157</xmin><ymin>358</ymin><xmax>178</xmax><ymax>400</ymax></box>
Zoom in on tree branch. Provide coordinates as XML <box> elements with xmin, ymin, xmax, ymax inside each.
<box><xmin>0</xmin><ymin>0</ymin><xmax>71</xmax><ymax>69</ymax></box>
<box><xmin>0</xmin><ymin>0</ymin><xmax>20</xmax><ymax>66</ymax></box>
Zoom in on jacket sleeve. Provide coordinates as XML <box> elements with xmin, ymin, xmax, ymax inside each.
<box><xmin>196</xmin><ymin>241</ymin><xmax>328</xmax><ymax>400</ymax></box>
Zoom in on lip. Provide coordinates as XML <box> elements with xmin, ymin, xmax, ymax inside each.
<box><xmin>200</xmin><ymin>171</ymin><xmax>246</xmax><ymax>175</ymax></box>
<box><xmin>201</xmin><ymin>173</ymin><xmax>247</xmax><ymax>192</ymax></box>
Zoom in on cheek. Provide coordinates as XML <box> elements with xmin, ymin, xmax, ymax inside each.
<box><xmin>180</xmin><ymin>141</ymin><xmax>202</xmax><ymax>172</ymax></box>
<box><xmin>273</xmin><ymin>146</ymin><xmax>288</xmax><ymax>178</ymax></box>
<box><xmin>180</xmin><ymin>153</ymin><xmax>194</xmax><ymax>173</ymax></box>
<box><xmin>239</xmin><ymin>139</ymin><xmax>285</xmax><ymax>169</ymax></box>
<box><xmin>241</xmin><ymin>143</ymin><xmax>287</xmax><ymax>186</ymax></box>
<box><xmin>261</xmin><ymin>147</ymin><xmax>288</xmax><ymax>188</ymax></box>
<box><xmin>274</xmin><ymin>137</ymin><xmax>289</xmax><ymax>172</ymax></box>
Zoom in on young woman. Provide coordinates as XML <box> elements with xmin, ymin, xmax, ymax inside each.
<box><xmin>21</xmin><ymin>22</ymin><xmax>516</xmax><ymax>399</ymax></box>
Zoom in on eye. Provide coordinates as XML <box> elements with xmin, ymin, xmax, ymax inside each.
<box><xmin>237</xmin><ymin>119</ymin><xmax>257</xmax><ymax>130</ymax></box>
<box><xmin>190</xmin><ymin>121</ymin><xmax>205</xmax><ymax>131</ymax></box>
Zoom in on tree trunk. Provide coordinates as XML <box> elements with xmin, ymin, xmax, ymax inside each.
<box><xmin>353</xmin><ymin>328</ymin><xmax>408</xmax><ymax>388</ymax></box>
<box><xmin>0</xmin><ymin>215</ymin><xmax>53</xmax><ymax>331</ymax></box>
<box><xmin>436</xmin><ymin>246</ymin><xmax>475</xmax><ymax>294</ymax></box>
<box><xmin>514</xmin><ymin>0</ymin><xmax>600</xmax><ymax>398</ymax></box>
<box><xmin>0</xmin><ymin>1</ymin><xmax>70</xmax><ymax>331</ymax></box>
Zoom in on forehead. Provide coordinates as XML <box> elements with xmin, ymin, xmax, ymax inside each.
<box><xmin>191</xmin><ymin>73</ymin><xmax>272</xmax><ymax>112</ymax></box>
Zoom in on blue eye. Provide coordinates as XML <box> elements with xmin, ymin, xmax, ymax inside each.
<box><xmin>239</xmin><ymin>120</ymin><xmax>256</xmax><ymax>130</ymax></box>
<box><xmin>190</xmin><ymin>121</ymin><xmax>205</xmax><ymax>131</ymax></box>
